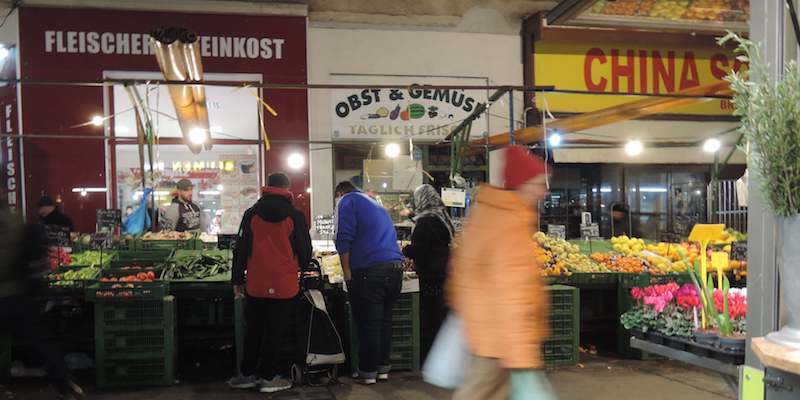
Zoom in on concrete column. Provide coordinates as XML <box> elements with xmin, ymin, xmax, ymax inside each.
<box><xmin>745</xmin><ymin>0</ymin><xmax>794</xmax><ymax>368</ymax></box>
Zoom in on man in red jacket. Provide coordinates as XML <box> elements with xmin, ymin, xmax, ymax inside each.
<box><xmin>228</xmin><ymin>172</ymin><xmax>312</xmax><ymax>393</ymax></box>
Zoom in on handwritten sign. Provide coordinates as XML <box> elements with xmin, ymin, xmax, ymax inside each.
<box><xmin>731</xmin><ymin>242</ymin><xmax>747</xmax><ymax>261</ymax></box>
<box><xmin>441</xmin><ymin>188</ymin><xmax>466</xmax><ymax>208</ymax></box>
<box><xmin>314</xmin><ymin>215</ymin><xmax>336</xmax><ymax>237</ymax></box>
<box><xmin>96</xmin><ymin>209</ymin><xmax>122</xmax><ymax>231</ymax></box>
<box><xmin>92</xmin><ymin>231</ymin><xmax>113</xmax><ymax>249</ymax></box>
<box><xmin>580</xmin><ymin>223</ymin><xmax>599</xmax><ymax>239</ymax></box>
<box><xmin>218</xmin><ymin>234</ymin><xmax>238</xmax><ymax>250</ymax></box>
<box><xmin>44</xmin><ymin>225</ymin><xmax>71</xmax><ymax>247</ymax></box>
<box><xmin>547</xmin><ymin>224</ymin><xmax>566</xmax><ymax>240</ymax></box>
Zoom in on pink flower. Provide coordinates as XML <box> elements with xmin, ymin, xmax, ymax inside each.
<box><xmin>631</xmin><ymin>287</ymin><xmax>644</xmax><ymax>300</ymax></box>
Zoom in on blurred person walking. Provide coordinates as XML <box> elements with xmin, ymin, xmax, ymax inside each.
<box><xmin>334</xmin><ymin>181</ymin><xmax>403</xmax><ymax>385</ymax></box>
<box><xmin>448</xmin><ymin>146</ymin><xmax>555</xmax><ymax>400</ymax></box>
<box><xmin>0</xmin><ymin>194</ymin><xmax>85</xmax><ymax>400</ymax></box>
<box><xmin>402</xmin><ymin>184</ymin><xmax>454</xmax><ymax>358</ymax></box>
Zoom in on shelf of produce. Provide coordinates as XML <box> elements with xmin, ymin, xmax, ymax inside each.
<box><xmin>630</xmin><ymin>337</ymin><xmax>740</xmax><ymax>377</ymax></box>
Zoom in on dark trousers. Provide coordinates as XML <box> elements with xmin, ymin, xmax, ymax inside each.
<box><xmin>240</xmin><ymin>296</ymin><xmax>296</xmax><ymax>380</ymax></box>
<box><xmin>420</xmin><ymin>278</ymin><xmax>448</xmax><ymax>360</ymax></box>
<box><xmin>0</xmin><ymin>296</ymin><xmax>67</xmax><ymax>386</ymax></box>
<box><xmin>349</xmin><ymin>263</ymin><xmax>403</xmax><ymax>379</ymax></box>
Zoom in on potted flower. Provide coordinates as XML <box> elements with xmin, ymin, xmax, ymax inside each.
<box><xmin>715</xmin><ymin>287</ymin><xmax>748</xmax><ymax>351</ymax></box>
<box><xmin>689</xmin><ymin>265</ymin><xmax>721</xmax><ymax>346</ymax></box>
<box><xmin>721</xmin><ymin>32</ymin><xmax>800</xmax><ymax>348</ymax></box>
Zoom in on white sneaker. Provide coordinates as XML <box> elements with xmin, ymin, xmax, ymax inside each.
<box><xmin>378</xmin><ymin>373</ymin><xmax>389</xmax><ymax>381</ymax></box>
<box><xmin>259</xmin><ymin>377</ymin><xmax>293</xmax><ymax>393</ymax></box>
<box><xmin>227</xmin><ymin>374</ymin><xmax>260</xmax><ymax>389</ymax></box>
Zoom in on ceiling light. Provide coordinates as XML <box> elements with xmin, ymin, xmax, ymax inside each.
<box><xmin>385</xmin><ymin>143</ymin><xmax>401</xmax><ymax>158</ymax></box>
<box><xmin>287</xmin><ymin>153</ymin><xmax>305</xmax><ymax>170</ymax></box>
<box><xmin>217</xmin><ymin>184</ymin><xmax>224</xmax><ymax>191</ymax></box>
<box><xmin>703</xmin><ymin>138</ymin><xmax>721</xmax><ymax>153</ymax></box>
<box><xmin>91</xmin><ymin>115</ymin><xmax>104</xmax><ymax>127</ymax></box>
<box><xmin>548</xmin><ymin>132</ymin><xmax>562</xmax><ymax>147</ymax></box>
<box><xmin>189</xmin><ymin>127</ymin><xmax>207</xmax><ymax>144</ymax></box>
<box><xmin>624</xmin><ymin>139</ymin><xmax>643</xmax><ymax>156</ymax></box>
<box><xmin>306</xmin><ymin>188</ymin><xmax>312</xmax><ymax>194</ymax></box>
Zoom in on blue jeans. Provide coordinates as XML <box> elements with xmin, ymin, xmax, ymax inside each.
<box><xmin>349</xmin><ymin>263</ymin><xmax>403</xmax><ymax>379</ymax></box>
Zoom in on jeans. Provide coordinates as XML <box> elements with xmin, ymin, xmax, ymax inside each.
<box><xmin>349</xmin><ymin>263</ymin><xmax>403</xmax><ymax>379</ymax></box>
<box><xmin>240</xmin><ymin>296</ymin><xmax>297</xmax><ymax>380</ymax></box>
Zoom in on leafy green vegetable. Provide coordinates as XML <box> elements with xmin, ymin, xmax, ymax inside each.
<box><xmin>162</xmin><ymin>254</ymin><xmax>231</xmax><ymax>280</ymax></box>
<box><xmin>70</xmin><ymin>251</ymin><xmax>113</xmax><ymax>268</ymax></box>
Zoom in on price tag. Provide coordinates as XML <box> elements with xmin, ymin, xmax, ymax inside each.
<box><xmin>711</xmin><ymin>251</ymin><xmax>730</xmax><ymax>271</ymax></box>
<box><xmin>580</xmin><ymin>223</ymin><xmax>599</xmax><ymax>239</ymax></box>
<box><xmin>92</xmin><ymin>232</ymin><xmax>113</xmax><ymax>249</ymax></box>
<box><xmin>96</xmin><ymin>209</ymin><xmax>122</xmax><ymax>232</ymax></box>
<box><xmin>218</xmin><ymin>234</ymin><xmax>238</xmax><ymax>250</ymax></box>
<box><xmin>731</xmin><ymin>242</ymin><xmax>747</xmax><ymax>261</ymax></box>
<box><xmin>441</xmin><ymin>188</ymin><xmax>466</xmax><ymax>208</ymax></box>
<box><xmin>44</xmin><ymin>225</ymin><xmax>71</xmax><ymax>247</ymax></box>
<box><xmin>314</xmin><ymin>215</ymin><xmax>336</xmax><ymax>237</ymax></box>
<box><xmin>547</xmin><ymin>224</ymin><xmax>566</xmax><ymax>240</ymax></box>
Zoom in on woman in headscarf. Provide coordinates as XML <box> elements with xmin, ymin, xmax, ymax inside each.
<box><xmin>402</xmin><ymin>184</ymin><xmax>455</xmax><ymax>358</ymax></box>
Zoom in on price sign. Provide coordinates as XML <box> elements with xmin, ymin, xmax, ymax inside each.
<box><xmin>547</xmin><ymin>224</ymin><xmax>566</xmax><ymax>240</ymax></box>
<box><xmin>96</xmin><ymin>209</ymin><xmax>122</xmax><ymax>232</ymax></box>
<box><xmin>218</xmin><ymin>234</ymin><xmax>238</xmax><ymax>250</ymax></box>
<box><xmin>314</xmin><ymin>215</ymin><xmax>336</xmax><ymax>237</ymax></box>
<box><xmin>44</xmin><ymin>225</ymin><xmax>71</xmax><ymax>247</ymax></box>
<box><xmin>731</xmin><ymin>242</ymin><xmax>747</xmax><ymax>261</ymax></box>
<box><xmin>92</xmin><ymin>231</ymin><xmax>113</xmax><ymax>249</ymax></box>
<box><xmin>580</xmin><ymin>223</ymin><xmax>599</xmax><ymax>239</ymax></box>
<box><xmin>441</xmin><ymin>188</ymin><xmax>466</xmax><ymax>208</ymax></box>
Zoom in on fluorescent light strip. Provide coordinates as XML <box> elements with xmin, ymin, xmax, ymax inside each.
<box><xmin>199</xmin><ymin>190</ymin><xmax>221</xmax><ymax>196</ymax></box>
<box><xmin>71</xmin><ymin>187</ymin><xmax>108</xmax><ymax>193</ymax></box>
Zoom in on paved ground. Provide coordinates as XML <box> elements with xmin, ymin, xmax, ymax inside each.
<box><xmin>1</xmin><ymin>356</ymin><xmax>736</xmax><ymax>399</ymax></box>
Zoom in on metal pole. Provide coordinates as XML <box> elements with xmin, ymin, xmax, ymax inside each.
<box><xmin>508</xmin><ymin>91</ymin><xmax>515</xmax><ymax>145</ymax></box>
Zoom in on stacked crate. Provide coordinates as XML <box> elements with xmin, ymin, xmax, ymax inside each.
<box><xmin>93</xmin><ymin>293</ymin><xmax>176</xmax><ymax>388</ymax></box>
<box><xmin>544</xmin><ymin>285</ymin><xmax>580</xmax><ymax>367</ymax></box>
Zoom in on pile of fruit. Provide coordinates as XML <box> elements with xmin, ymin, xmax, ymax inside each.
<box><xmin>611</xmin><ymin>235</ymin><xmax>646</xmax><ymax>255</ymax></box>
<box><xmin>99</xmin><ymin>271</ymin><xmax>156</xmax><ymax>283</ymax></box>
<box><xmin>591</xmin><ymin>253</ymin><xmax>647</xmax><ymax>273</ymax></box>
<box><xmin>533</xmin><ymin>232</ymin><xmax>609</xmax><ymax>276</ymax></box>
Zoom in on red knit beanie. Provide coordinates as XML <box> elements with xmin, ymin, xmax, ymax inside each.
<box><xmin>502</xmin><ymin>146</ymin><xmax>547</xmax><ymax>189</ymax></box>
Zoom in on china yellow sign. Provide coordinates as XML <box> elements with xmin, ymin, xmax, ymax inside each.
<box><xmin>534</xmin><ymin>40</ymin><xmax>744</xmax><ymax>115</ymax></box>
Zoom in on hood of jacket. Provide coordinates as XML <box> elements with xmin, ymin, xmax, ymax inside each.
<box><xmin>255</xmin><ymin>187</ymin><xmax>295</xmax><ymax>223</ymax></box>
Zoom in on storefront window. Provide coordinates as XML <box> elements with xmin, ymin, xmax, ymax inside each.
<box><xmin>115</xmin><ymin>144</ymin><xmax>261</xmax><ymax>234</ymax></box>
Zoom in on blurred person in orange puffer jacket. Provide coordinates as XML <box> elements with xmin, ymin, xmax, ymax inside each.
<box><xmin>448</xmin><ymin>146</ymin><xmax>551</xmax><ymax>400</ymax></box>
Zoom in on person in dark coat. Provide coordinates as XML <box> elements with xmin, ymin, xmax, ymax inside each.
<box><xmin>37</xmin><ymin>196</ymin><xmax>74</xmax><ymax>232</ymax></box>
<box><xmin>228</xmin><ymin>172</ymin><xmax>312</xmax><ymax>394</ymax></box>
<box><xmin>402</xmin><ymin>184</ymin><xmax>454</xmax><ymax>359</ymax></box>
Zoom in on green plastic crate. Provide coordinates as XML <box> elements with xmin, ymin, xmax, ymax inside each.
<box><xmin>95</xmin><ymin>296</ymin><xmax>177</xmax><ymax>389</ymax></box>
<box><xmin>96</xmin><ymin>354</ymin><xmax>176</xmax><ymax>388</ymax></box>
<box><xmin>135</xmin><ymin>238</ymin><xmax>195</xmax><ymax>251</ymax></box>
<box><xmin>349</xmin><ymin>292</ymin><xmax>421</xmax><ymax>373</ymax></box>
<box><xmin>545</xmin><ymin>285</ymin><xmax>580</xmax><ymax>367</ymax></box>
<box><xmin>94</xmin><ymin>296</ymin><xmax>175</xmax><ymax>330</ymax></box>
<box><xmin>112</xmin><ymin>249</ymin><xmax>173</xmax><ymax>267</ymax></box>
<box><xmin>177</xmin><ymin>298</ymin><xmax>233</xmax><ymax>327</ymax></box>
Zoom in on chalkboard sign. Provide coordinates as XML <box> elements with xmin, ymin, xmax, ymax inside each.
<box><xmin>731</xmin><ymin>242</ymin><xmax>747</xmax><ymax>261</ymax></box>
<box><xmin>96</xmin><ymin>209</ymin><xmax>122</xmax><ymax>231</ymax></box>
<box><xmin>92</xmin><ymin>231</ymin><xmax>113</xmax><ymax>249</ymax></box>
<box><xmin>44</xmin><ymin>225</ymin><xmax>71</xmax><ymax>247</ymax></box>
<box><xmin>580</xmin><ymin>223</ymin><xmax>600</xmax><ymax>239</ymax></box>
<box><xmin>547</xmin><ymin>224</ymin><xmax>566</xmax><ymax>240</ymax></box>
<box><xmin>218</xmin><ymin>234</ymin><xmax>238</xmax><ymax>250</ymax></box>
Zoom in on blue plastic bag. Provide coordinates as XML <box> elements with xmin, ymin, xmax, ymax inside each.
<box><xmin>510</xmin><ymin>370</ymin><xmax>558</xmax><ymax>400</ymax></box>
<box><xmin>422</xmin><ymin>313</ymin><xmax>469</xmax><ymax>389</ymax></box>
<box><xmin>123</xmin><ymin>188</ymin><xmax>152</xmax><ymax>235</ymax></box>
